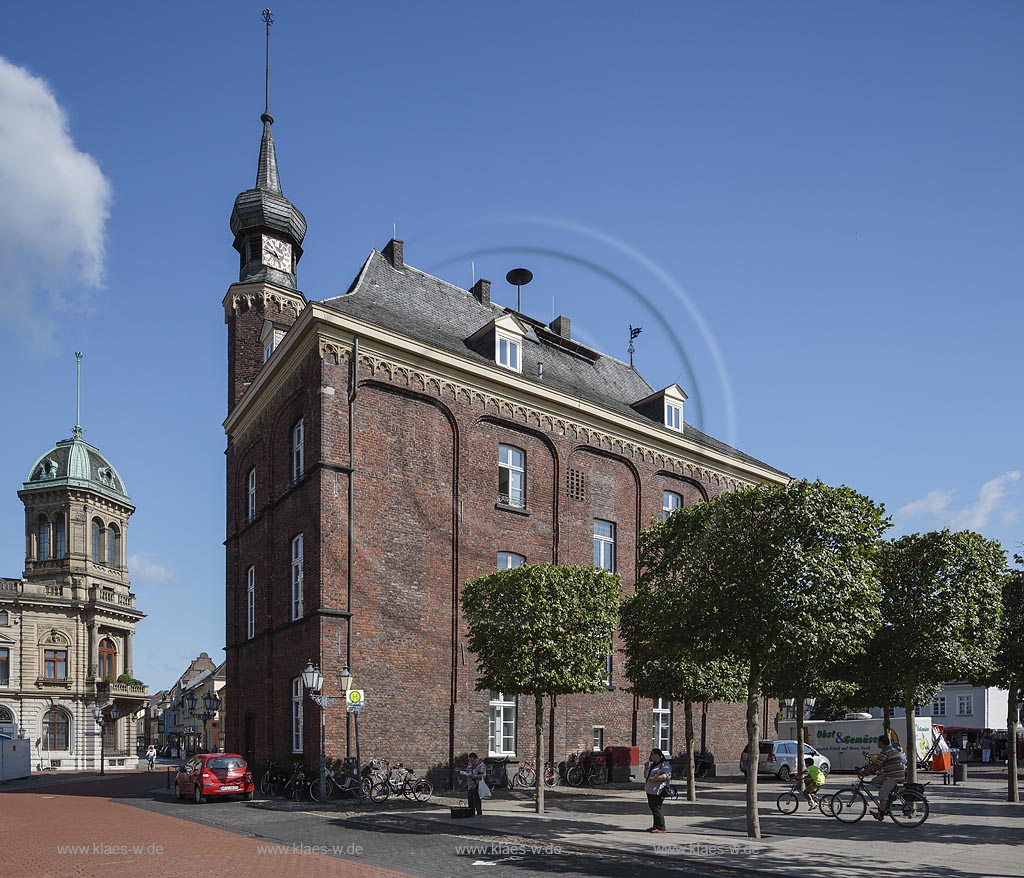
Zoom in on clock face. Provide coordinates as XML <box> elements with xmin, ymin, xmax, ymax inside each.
<box><xmin>261</xmin><ymin>235</ymin><xmax>292</xmax><ymax>271</ymax></box>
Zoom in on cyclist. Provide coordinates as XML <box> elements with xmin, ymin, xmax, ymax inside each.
<box><xmin>798</xmin><ymin>757</ymin><xmax>825</xmax><ymax>809</ymax></box>
<box><xmin>863</xmin><ymin>734</ymin><xmax>906</xmax><ymax>820</ymax></box>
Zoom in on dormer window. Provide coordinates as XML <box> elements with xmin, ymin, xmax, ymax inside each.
<box><xmin>665</xmin><ymin>401</ymin><xmax>682</xmax><ymax>432</ymax></box>
<box><xmin>496</xmin><ymin>331</ymin><xmax>521</xmax><ymax>373</ymax></box>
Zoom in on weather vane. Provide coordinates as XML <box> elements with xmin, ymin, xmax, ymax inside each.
<box><xmin>262</xmin><ymin>9</ymin><xmax>274</xmax><ymax>117</ymax></box>
<box><xmin>628</xmin><ymin>325</ymin><xmax>643</xmax><ymax>368</ymax></box>
<box><xmin>73</xmin><ymin>351</ymin><xmax>84</xmax><ymax>438</ymax></box>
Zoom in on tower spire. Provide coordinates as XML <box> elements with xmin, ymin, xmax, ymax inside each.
<box><xmin>263</xmin><ymin>8</ymin><xmax>273</xmax><ymax>117</ymax></box>
<box><xmin>255</xmin><ymin>8</ymin><xmax>281</xmax><ymax>193</ymax></box>
<box><xmin>73</xmin><ymin>351</ymin><xmax>83</xmax><ymax>438</ymax></box>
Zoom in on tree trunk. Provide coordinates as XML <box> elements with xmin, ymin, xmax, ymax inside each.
<box><xmin>795</xmin><ymin>695</ymin><xmax>805</xmax><ymax>757</ymax></box>
<box><xmin>745</xmin><ymin>668</ymin><xmax>761</xmax><ymax>839</ymax></box>
<box><xmin>535</xmin><ymin>695</ymin><xmax>545</xmax><ymax>814</ymax></box>
<box><xmin>684</xmin><ymin>700</ymin><xmax>696</xmax><ymax>801</ymax></box>
<box><xmin>1008</xmin><ymin>681</ymin><xmax>1019</xmax><ymax>804</ymax></box>
<box><xmin>904</xmin><ymin>690</ymin><xmax>917</xmax><ymax>784</ymax></box>
<box><xmin>883</xmin><ymin>705</ymin><xmax>891</xmax><ymax>734</ymax></box>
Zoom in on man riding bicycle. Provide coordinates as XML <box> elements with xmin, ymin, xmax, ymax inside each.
<box><xmin>862</xmin><ymin>734</ymin><xmax>906</xmax><ymax>821</ymax></box>
<box><xmin>798</xmin><ymin>757</ymin><xmax>825</xmax><ymax>809</ymax></box>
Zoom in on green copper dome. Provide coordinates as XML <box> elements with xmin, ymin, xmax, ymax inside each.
<box><xmin>22</xmin><ymin>426</ymin><xmax>130</xmax><ymax>502</ymax></box>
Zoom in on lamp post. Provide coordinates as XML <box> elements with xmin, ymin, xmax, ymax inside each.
<box><xmin>92</xmin><ymin>704</ymin><xmax>121</xmax><ymax>776</ymax></box>
<box><xmin>302</xmin><ymin>661</ymin><xmax>347</xmax><ymax>803</ymax></box>
<box><xmin>195</xmin><ymin>691</ymin><xmax>221</xmax><ymax>752</ymax></box>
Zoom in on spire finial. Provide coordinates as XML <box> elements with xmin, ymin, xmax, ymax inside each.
<box><xmin>73</xmin><ymin>351</ymin><xmax>84</xmax><ymax>439</ymax></box>
<box><xmin>262</xmin><ymin>9</ymin><xmax>274</xmax><ymax>119</ymax></box>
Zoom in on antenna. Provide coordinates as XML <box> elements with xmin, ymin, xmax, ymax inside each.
<box><xmin>506</xmin><ymin>268</ymin><xmax>533</xmax><ymax>313</ymax></box>
<box><xmin>628</xmin><ymin>325</ymin><xmax>643</xmax><ymax>368</ymax></box>
<box><xmin>74</xmin><ymin>352</ymin><xmax>83</xmax><ymax>438</ymax></box>
<box><xmin>262</xmin><ymin>8</ymin><xmax>274</xmax><ymax>117</ymax></box>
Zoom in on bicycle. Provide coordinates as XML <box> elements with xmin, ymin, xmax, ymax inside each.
<box><xmin>279</xmin><ymin>762</ymin><xmax>310</xmax><ymax>801</ymax></box>
<box><xmin>776</xmin><ymin>777</ymin><xmax>831</xmax><ymax>815</ymax></box>
<box><xmin>371</xmin><ymin>760</ymin><xmax>434</xmax><ymax>802</ymax></box>
<box><xmin>308</xmin><ymin>759</ymin><xmax>382</xmax><ymax>804</ymax></box>
<box><xmin>512</xmin><ymin>760</ymin><xmax>560</xmax><ymax>788</ymax></box>
<box><xmin>484</xmin><ymin>756</ymin><xmax>512</xmax><ymax>790</ymax></box>
<box><xmin>259</xmin><ymin>758</ymin><xmax>287</xmax><ymax>796</ymax></box>
<box><xmin>829</xmin><ymin>769</ymin><xmax>929</xmax><ymax>827</ymax></box>
<box><xmin>565</xmin><ymin>752</ymin><xmax>608</xmax><ymax>786</ymax></box>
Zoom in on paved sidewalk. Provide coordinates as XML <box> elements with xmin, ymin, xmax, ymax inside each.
<box><xmin>373</xmin><ymin>772</ymin><xmax>1024</xmax><ymax>878</ymax></box>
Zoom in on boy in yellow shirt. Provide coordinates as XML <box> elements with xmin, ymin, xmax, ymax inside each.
<box><xmin>799</xmin><ymin>757</ymin><xmax>826</xmax><ymax>809</ymax></box>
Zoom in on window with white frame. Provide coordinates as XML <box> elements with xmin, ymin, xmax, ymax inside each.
<box><xmin>957</xmin><ymin>694</ymin><xmax>973</xmax><ymax>716</ymax></box>
<box><xmin>291</xmin><ymin>535</ymin><xmax>304</xmax><ymax>620</ymax></box>
<box><xmin>246</xmin><ymin>566</ymin><xmax>255</xmax><ymax>640</ymax></box>
<box><xmin>932</xmin><ymin>696</ymin><xmax>946</xmax><ymax>716</ymax></box>
<box><xmin>592</xmin><ymin>726</ymin><xmax>605</xmax><ymax>751</ymax></box>
<box><xmin>488</xmin><ymin>691</ymin><xmax>516</xmax><ymax>756</ymax></box>
<box><xmin>496</xmin><ymin>331</ymin><xmax>521</xmax><ymax>373</ymax></box>
<box><xmin>664</xmin><ymin>401</ymin><xmax>682</xmax><ymax>432</ymax></box>
<box><xmin>247</xmin><ymin>468</ymin><xmax>257</xmax><ymax>521</ymax></box>
<box><xmin>653</xmin><ymin>698</ymin><xmax>672</xmax><ymax>751</ymax></box>
<box><xmin>603</xmin><ymin>653</ymin><xmax>613</xmax><ymax>688</ymax></box>
<box><xmin>292</xmin><ymin>419</ymin><xmax>305</xmax><ymax>483</ymax></box>
<box><xmin>593</xmin><ymin>520</ymin><xmax>615</xmax><ymax>572</ymax></box>
<box><xmin>498</xmin><ymin>445</ymin><xmax>526</xmax><ymax>507</ymax></box>
<box><xmin>497</xmin><ymin>552</ymin><xmax>525</xmax><ymax>569</ymax></box>
<box><xmin>291</xmin><ymin>677</ymin><xmax>303</xmax><ymax>753</ymax></box>
<box><xmin>662</xmin><ymin>491</ymin><xmax>682</xmax><ymax>520</ymax></box>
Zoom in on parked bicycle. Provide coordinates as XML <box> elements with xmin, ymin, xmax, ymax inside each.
<box><xmin>829</xmin><ymin>768</ymin><xmax>929</xmax><ymax>827</ymax></box>
<box><xmin>279</xmin><ymin>762</ymin><xmax>310</xmax><ymax>801</ymax></box>
<box><xmin>259</xmin><ymin>758</ymin><xmax>288</xmax><ymax>796</ymax></box>
<box><xmin>513</xmin><ymin>759</ymin><xmax>560</xmax><ymax>788</ymax></box>
<box><xmin>776</xmin><ymin>776</ymin><xmax>831</xmax><ymax>815</ymax></box>
<box><xmin>308</xmin><ymin>759</ymin><xmax>381</xmax><ymax>804</ymax></box>
<box><xmin>378</xmin><ymin>761</ymin><xmax>434</xmax><ymax>802</ymax></box>
<box><xmin>483</xmin><ymin>756</ymin><xmax>512</xmax><ymax>790</ymax></box>
<box><xmin>565</xmin><ymin>751</ymin><xmax>608</xmax><ymax>786</ymax></box>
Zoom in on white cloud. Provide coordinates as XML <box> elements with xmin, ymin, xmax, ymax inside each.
<box><xmin>0</xmin><ymin>56</ymin><xmax>111</xmax><ymax>346</ymax></box>
<box><xmin>129</xmin><ymin>552</ymin><xmax>173</xmax><ymax>584</ymax></box>
<box><xmin>895</xmin><ymin>471</ymin><xmax>1021</xmax><ymax>533</ymax></box>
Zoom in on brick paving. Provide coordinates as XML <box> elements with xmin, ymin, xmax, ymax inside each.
<box><xmin>0</xmin><ymin>772</ymin><xmax>413</xmax><ymax>878</ymax></box>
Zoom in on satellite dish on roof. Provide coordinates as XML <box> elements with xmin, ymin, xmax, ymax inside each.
<box><xmin>506</xmin><ymin>268</ymin><xmax>533</xmax><ymax>312</ymax></box>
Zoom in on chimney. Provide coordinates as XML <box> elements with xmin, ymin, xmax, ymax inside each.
<box><xmin>470</xmin><ymin>278</ymin><xmax>491</xmax><ymax>306</ymax></box>
<box><xmin>550</xmin><ymin>315</ymin><xmax>571</xmax><ymax>339</ymax></box>
<box><xmin>382</xmin><ymin>238</ymin><xmax>404</xmax><ymax>270</ymax></box>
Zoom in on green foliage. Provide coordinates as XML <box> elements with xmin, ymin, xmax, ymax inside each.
<box><xmin>461</xmin><ymin>564</ymin><xmax>621</xmax><ymax>697</ymax></box>
<box><xmin>620</xmin><ymin>585</ymin><xmax>746</xmax><ymax>704</ymax></box>
<box><xmin>879</xmin><ymin>530</ymin><xmax>1006</xmax><ymax>689</ymax></box>
<box><xmin>640</xmin><ymin>479</ymin><xmax>887</xmax><ymax>674</ymax></box>
<box><xmin>976</xmin><ymin>564</ymin><xmax>1024</xmax><ymax>691</ymax></box>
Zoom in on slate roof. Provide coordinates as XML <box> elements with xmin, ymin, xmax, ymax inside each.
<box><xmin>321</xmin><ymin>251</ymin><xmax>786</xmax><ymax>478</ymax></box>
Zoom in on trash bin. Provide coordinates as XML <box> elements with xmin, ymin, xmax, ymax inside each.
<box><xmin>952</xmin><ymin>762</ymin><xmax>967</xmax><ymax>784</ymax></box>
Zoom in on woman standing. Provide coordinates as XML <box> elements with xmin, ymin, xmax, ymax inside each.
<box><xmin>644</xmin><ymin>749</ymin><xmax>672</xmax><ymax>833</ymax></box>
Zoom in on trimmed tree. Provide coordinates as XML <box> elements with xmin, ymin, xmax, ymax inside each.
<box><xmin>878</xmin><ymin>530</ymin><xmax>1006</xmax><ymax>783</ymax></box>
<box><xmin>620</xmin><ymin>583</ymin><xmax>746</xmax><ymax>800</ymax></box>
<box><xmin>461</xmin><ymin>564</ymin><xmax>621</xmax><ymax>814</ymax></box>
<box><xmin>639</xmin><ymin>479</ymin><xmax>886</xmax><ymax>838</ymax></box>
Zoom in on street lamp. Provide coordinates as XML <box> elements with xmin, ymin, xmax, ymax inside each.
<box><xmin>195</xmin><ymin>691</ymin><xmax>221</xmax><ymax>753</ymax></box>
<box><xmin>92</xmin><ymin>704</ymin><xmax>121</xmax><ymax>776</ymax></box>
<box><xmin>302</xmin><ymin>661</ymin><xmax>345</xmax><ymax>803</ymax></box>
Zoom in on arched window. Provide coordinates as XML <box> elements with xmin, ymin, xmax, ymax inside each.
<box><xmin>0</xmin><ymin>610</ymin><xmax>9</xmax><ymax>626</ymax></box>
<box><xmin>37</xmin><ymin>515</ymin><xmax>50</xmax><ymax>560</ymax></box>
<box><xmin>106</xmin><ymin>524</ymin><xmax>119</xmax><ymax>567</ymax></box>
<box><xmin>54</xmin><ymin>514</ymin><xmax>66</xmax><ymax>559</ymax></box>
<box><xmin>91</xmin><ymin>518</ymin><xmax>104</xmax><ymax>562</ymax></box>
<box><xmin>42</xmin><ymin>708</ymin><xmax>70</xmax><ymax>750</ymax></box>
<box><xmin>99</xmin><ymin>637</ymin><xmax>117</xmax><ymax>679</ymax></box>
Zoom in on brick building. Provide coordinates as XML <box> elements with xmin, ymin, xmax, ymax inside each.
<box><xmin>223</xmin><ymin>111</ymin><xmax>787</xmax><ymax>779</ymax></box>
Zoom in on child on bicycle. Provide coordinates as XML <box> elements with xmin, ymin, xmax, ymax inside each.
<box><xmin>798</xmin><ymin>757</ymin><xmax>825</xmax><ymax>809</ymax></box>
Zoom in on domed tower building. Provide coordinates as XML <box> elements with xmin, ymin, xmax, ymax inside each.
<box><xmin>0</xmin><ymin>418</ymin><xmax>147</xmax><ymax>771</ymax></box>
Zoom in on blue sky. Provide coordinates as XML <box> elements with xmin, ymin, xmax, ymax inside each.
<box><xmin>1</xmin><ymin>1</ymin><xmax>1021</xmax><ymax>689</ymax></box>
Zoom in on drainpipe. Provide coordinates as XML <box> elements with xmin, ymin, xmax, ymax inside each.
<box><xmin>346</xmin><ymin>337</ymin><xmax>359</xmax><ymax>759</ymax></box>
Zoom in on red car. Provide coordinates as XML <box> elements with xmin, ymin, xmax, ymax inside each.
<box><xmin>176</xmin><ymin>753</ymin><xmax>254</xmax><ymax>803</ymax></box>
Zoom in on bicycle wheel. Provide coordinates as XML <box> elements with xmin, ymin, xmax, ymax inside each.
<box><xmin>888</xmin><ymin>790</ymin><xmax>929</xmax><ymax>828</ymax></box>
<box><xmin>517</xmin><ymin>766</ymin><xmax>537</xmax><ymax>787</ymax></box>
<box><xmin>259</xmin><ymin>772</ymin><xmax>272</xmax><ymax>795</ymax></box>
<box><xmin>369</xmin><ymin>780</ymin><xmax>389</xmax><ymax>802</ymax></box>
<box><xmin>776</xmin><ymin>791</ymin><xmax>800</xmax><ymax>815</ymax></box>
<box><xmin>830</xmin><ymin>788</ymin><xmax>867</xmax><ymax>823</ymax></box>
<box><xmin>590</xmin><ymin>765</ymin><xmax>608</xmax><ymax>785</ymax></box>
<box><xmin>817</xmin><ymin>795</ymin><xmax>834</xmax><ymax>816</ymax></box>
<box><xmin>544</xmin><ymin>765</ymin><xmax>560</xmax><ymax>787</ymax></box>
<box><xmin>308</xmin><ymin>778</ymin><xmax>335</xmax><ymax>802</ymax></box>
<box><xmin>565</xmin><ymin>764</ymin><xmax>584</xmax><ymax>786</ymax></box>
<box><xmin>410</xmin><ymin>779</ymin><xmax>433</xmax><ymax>802</ymax></box>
